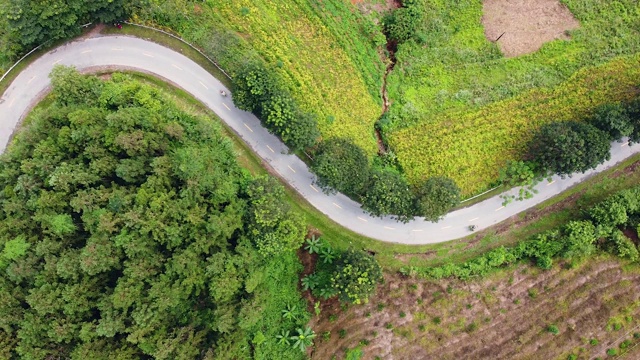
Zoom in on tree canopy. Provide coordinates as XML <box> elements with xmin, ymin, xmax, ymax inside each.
<box><xmin>413</xmin><ymin>176</ymin><xmax>461</xmax><ymax>222</ymax></box>
<box><xmin>1</xmin><ymin>0</ymin><xmax>142</xmax><ymax>57</ymax></box>
<box><xmin>232</xmin><ymin>62</ymin><xmax>319</xmax><ymax>151</ymax></box>
<box><xmin>527</xmin><ymin>121</ymin><xmax>611</xmax><ymax>176</ymax></box>
<box><xmin>0</xmin><ymin>67</ymin><xmax>308</xmax><ymax>359</ymax></box>
<box><xmin>311</xmin><ymin>137</ymin><xmax>370</xmax><ymax>198</ymax></box>
<box><xmin>361</xmin><ymin>169</ymin><xmax>415</xmax><ymax>222</ymax></box>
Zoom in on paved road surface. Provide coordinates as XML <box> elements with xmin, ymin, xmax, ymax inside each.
<box><xmin>1</xmin><ymin>36</ymin><xmax>638</xmax><ymax>244</ymax></box>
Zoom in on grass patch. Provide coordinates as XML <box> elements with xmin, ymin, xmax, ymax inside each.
<box><xmin>101</xmin><ymin>24</ymin><xmax>232</xmax><ymax>89</ymax></box>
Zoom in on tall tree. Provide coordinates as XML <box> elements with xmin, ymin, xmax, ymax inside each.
<box><xmin>588</xmin><ymin>103</ymin><xmax>632</xmax><ymax>141</ymax></box>
<box><xmin>311</xmin><ymin>138</ymin><xmax>370</xmax><ymax>198</ymax></box>
<box><xmin>361</xmin><ymin>169</ymin><xmax>415</xmax><ymax>222</ymax></box>
<box><xmin>413</xmin><ymin>176</ymin><xmax>461</xmax><ymax>222</ymax></box>
<box><xmin>527</xmin><ymin>121</ymin><xmax>611</xmax><ymax>176</ymax></box>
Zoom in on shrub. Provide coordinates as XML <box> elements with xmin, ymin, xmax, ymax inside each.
<box><xmin>590</xmin><ymin>338</ymin><xmax>599</xmax><ymax>346</ymax></box>
<box><xmin>605</xmin><ymin>230</ymin><xmax>639</xmax><ymax>261</ymax></box>
<box><xmin>322</xmin><ymin>331</ymin><xmax>331</xmax><ymax>342</ymax></box>
<box><xmin>339</xmin><ymin>329</ymin><xmax>347</xmax><ymax>339</ymax></box>
<box><xmin>330</xmin><ymin>250</ymin><xmax>383</xmax><ymax>305</ymax></box>
<box><xmin>560</xmin><ymin>220</ymin><xmax>597</xmax><ymax>259</ymax></box>
<box><xmin>620</xmin><ymin>339</ymin><xmax>632</xmax><ymax>349</ymax></box>
<box><xmin>399</xmin><ymin>311</ymin><xmax>406</xmax><ymax>318</ymax></box>
<box><xmin>607</xmin><ymin>348</ymin><xmax>618</xmax><ymax>356</ymax></box>
<box><xmin>546</xmin><ymin>325</ymin><xmax>560</xmax><ymax>335</ymax></box>
<box><xmin>383</xmin><ymin>0</ymin><xmax>426</xmax><ymax>44</ymax></box>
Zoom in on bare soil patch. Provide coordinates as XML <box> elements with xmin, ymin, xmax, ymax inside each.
<box><xmin>311</xmin><ymin>258</ymin><xmax>640</xmax><ymax>359</ymax></box>
<box><xmin>482</xmin><ymin>0</ymin><xmax>580</xmax><ymax>57</ymax></box>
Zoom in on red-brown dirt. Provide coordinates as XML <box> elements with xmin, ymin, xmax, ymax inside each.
<box><xmin>482</xmin><ymin>0</ymin><xmax>581</xmax><ymax>57</ymax></box>
<box><xmin>311</xmin><ymin>257</ymin><xmax>640</xmax><ymax>359</ymax></box>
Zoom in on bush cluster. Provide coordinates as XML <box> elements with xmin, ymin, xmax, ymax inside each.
<box><xmin>525</xmin><ymin>98</ymin><xmax>640</xmax><ymax>178</ymax></box>
<box><xmin>311</xmin><ymin>138</ymin><xmax>461</xmax><ymax>222</ymax></box>
<box><xmin>302</xmin><ymin>236</ymin><xmax>383</xmax><ymax>305</ymax></box>
<box><xmin>403</xmin><ymin>185</ymin><xmax>640</xmax><ymax>280</ymax></box>
<box><xmin>232</xmin><ymin>62</ymin><xmax>320</xmax><ymax>151</ymax></box>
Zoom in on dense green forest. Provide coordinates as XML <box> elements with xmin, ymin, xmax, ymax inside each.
<box><xmin>0</xmin><ymin>67</ymin><xmax>311</xmax><ymax>359</ymax></box>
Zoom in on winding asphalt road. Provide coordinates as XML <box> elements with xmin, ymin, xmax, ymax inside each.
<box><xmin>1</xmin><ymin>35</ymin><xmax>638</xmax><ymax>244</ymax></box>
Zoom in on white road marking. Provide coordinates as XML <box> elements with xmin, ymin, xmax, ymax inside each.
<box><xmin>357</xmin><ymin>217</ymin><xmax>368</xmax><ymax>222</ymax></box>
<box><xmin>199</xmin><ymin>81</ymin><xmax>208</xmax><ymax>89</ymax></box>
<box><xmin>27</xmin><ymin>76</ymin><xmax>36</xmax><ymax>84</ymax></box>
<box><xmin>412</xmin><ymin>229</ymin><xmax>423</xmax><ymax>232</ymax></box>
<box><xmin>288</xmin><ymin>165</ymin><xmax>296</xmax><ymax>173</ymax></box>
<box><xmin>469</xmin><ymin>217</ymin><xmax>479</xmax><ymax>222</ymax></box>
<box><xmin>171</xmin><ymin>64</ymin><xmax>182</xmax><ymax>70</ymax></box>
<box><xmin>384</xmin><ymin>226</ymin><xmax>395</xmax><ymax>230</ymax></box>
<box><xmin>8</xmin><ymin>99</ymin><xmax>15</xmax><ymax>107</ymax></box>
<box><xmin>495</xmin><ymin>206</ymin><xmax>504</xmax><ymax>211</ymax></box>
<box><xmin>52</xmin><ymin>59</ymin><xmax>62</xmax><ymax>65</ymax></box>
<box><xmin>223</xmin><ymin>103</ymin><xmax>231</xmax><ymax>111</ymax></box>
<box><xmin>143</xmin><ymin>52</ymin><xmax>154</xmax><ymax>57</ymax></box>
<box><xmin>81</xmin><ymin>50</ymin><xmax>92</xmax><ymax>54</ymax></box>
<box><xmin>441</xmin><ymin>226</ymin><xmax>452</xmax><ymax>229</ymax></box>
<box><xmin>333</xmin><ymin>202</ymin><xmax>342</xmax><ymax>209</ymax></box>
<box><xmin>310</xmin><ymin>184</ymin><xmax>319</xmax><ymax>192</ymax></box>
<box><xmin>547</xmin><ymin>180</ymin><xmax>555</xmax><ymax>186</ymax></box>
<box><xmin>266</xmin><ymin>145</ymin><xmax>275</xmax><ymax>153</ymax></box>
<box><xmin>243</xmin><ymin>123</ymin><xmax>253</xmax><ymax>132</ymax></box>
<box><xmin>111</xmin><ymin>48</ymin><xmax>123</xmax><ymax>51</ymax></box>
<box><xmin>621</xmin><ymin>141</ymin><xmax>629</xmax><ymax>147</ymax></box>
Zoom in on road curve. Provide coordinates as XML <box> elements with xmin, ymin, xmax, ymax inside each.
<box><xmin>1</xmin><ymin>35</ymin><xmax>638</xmax><ymax>244</ymax></box>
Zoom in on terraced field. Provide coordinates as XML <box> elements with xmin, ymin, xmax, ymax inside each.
<box><xmin>311</xmin><ymin>257</ymin><xmax>640</xmax><ymax>359</ymax></box>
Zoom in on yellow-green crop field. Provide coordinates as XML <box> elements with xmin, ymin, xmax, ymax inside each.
<box><xmin>384</xmin><ymin>0</ymin><xmax>640</xmax><ymax>196</ymax></box>
<box><xmin>138</xmin><ymin>0</ymin><xmax>385</xmax><ymax>155</ymax></box>
<box><xmin>390</xmin><ymin>54</ymin><xmax>640</xmax><ymax>195</ymax></box>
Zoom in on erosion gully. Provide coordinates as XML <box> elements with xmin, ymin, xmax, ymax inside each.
<box><xmin>374</xmin><ymin>1</ymin><xmax>401</xmax><ymax>155</ymax></box>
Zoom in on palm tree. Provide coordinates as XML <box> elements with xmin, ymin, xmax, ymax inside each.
<box><xmin>276</xmin><ymin>330</ymin><xmax>291</xmax><ymax>346</ymax></box>
<box><xmin>319</xmin><ymin>246</ymin><xmax>336</xmax><ymax>264</ymax></box>
<box><xmin>301</xmin><ymin>274</ymin><xmax>319</xmax><ymax>291</ymax></box>
<box><xmin>281</xmin><ymin>304</ymin><xmax>298</xmax><ymax>321</ymax></box>
<box><xmin>289</xmin><ymin>327</ymin><xmax>316</xmax><ymax>352</ymax></box>
<box><xmin>304</xmin><ymin>235</ymin><xmax>322</xmax><ymax>254</ymax></box>
<box><xmin>318</xmin><ymin>286</ymin><xmax>337</xmax><ymax>300</ymax></box>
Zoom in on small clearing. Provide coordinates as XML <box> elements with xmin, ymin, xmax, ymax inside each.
<box><xmin>482</xmin><ymin>0</ymin><xmax>580</xmax><ymax>57</ymax></box>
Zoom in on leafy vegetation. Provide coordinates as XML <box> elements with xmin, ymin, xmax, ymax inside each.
<box><xmin>402</xmin><ymin>185</ymin><xmax>640</xmax><ymax>280</ymax></box>
<box><xmin>385</xmin><ymin>0</ymin><xmax>640</xmax><ymax>195</ymax></box>
<box><xmin>527</xmin><ymin>121</ymin><xmax>611</xmax><ymax>176</ymax></box>
<box><xmin>135</xmin><ymin>0</ymin><xmax>384</xmax><ymax>155</ymax></box>
<box><xmin>0</xmin><ymin>0</ymin><xmax>140</xmax><ymax>57</ymax></box>
<box><xmin>301</xmin><ymin>237</ymin><xmax>383</xmax><ymax>305</ymax></box>
<box><xmin>231</xmin><ymin>62</ymin><xmax>320</xmax><ymax>151</ymax></box>
<box><xmin>0</xmin><ymin>68</ymin><xmax>309</xmax><ymax>359</ymax></box>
